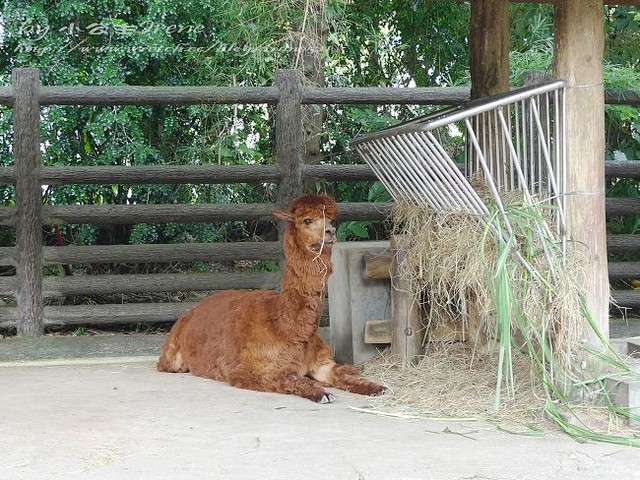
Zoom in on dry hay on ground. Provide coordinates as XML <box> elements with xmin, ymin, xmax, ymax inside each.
<box><xmin>361</xmin><ymin>346</ymin><xmax>639</xmax><ymax>439</ymax></box>
<box><xmin>362</xmin><ymin>345</ymin><xmax>547</xmax><ymax>430</ymax></box>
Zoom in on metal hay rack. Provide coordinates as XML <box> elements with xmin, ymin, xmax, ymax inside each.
<box><xmin>352</xmin><ymin>80</ymin><xmax>568</xmax><ymax>271</ymax></box>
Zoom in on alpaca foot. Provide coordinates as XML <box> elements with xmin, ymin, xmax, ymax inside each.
<box><xmin>343</xmin><ymin>379</ymin><xmax>387</xmax><ymax>396</ymax></box>
<box><xmin>363</xmin><ymin>383</ymin><xmax>388</xmax><ymax>397</ymax></box>
<box><xmin>291</xmin><ymin>376</ymin><xmax>336</xmax><ymax>404</ymax></box>
<box><xmin>316</xmin><ymin>392</ymin><xmax>336</xmax><ymax>404</ymax></box>
<box><xmin>157</xmin><ymin>346</ymin><xmax>188</xmax><ymax>373</ymax></box>
<box><xmin>315</xmin><ymin>363</ymin><xmax>387</xmax><ymax>397</ymax></box>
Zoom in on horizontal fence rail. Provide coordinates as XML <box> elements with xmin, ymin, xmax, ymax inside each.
<box><xmin>1</xmin><ymin>86</ymin><xmax>637</xmax><ymax>107</ymax></box>
<box><xmin>1</xmin><ymin>160</ymin><xmax>637</xmax><ymax>185</ymax></box>
<box><xmin>0</xmin><ymin>202</ymin><xmax>392</xmax><ymax>226</ymax></box>
<box><xmin>0</xmin><ymin>303</ymin><xmax>198</xmax><ymax>329</ymax></box>
<box><xmin>0</xmin><ymin>272</ymin><xmax>280</xmax><ymax>297</ymax></box>
<box><xmin>0</xmin><ymin>242</ymin><xmax>282</xmax><ymax>267</ymax></box>
<box><xmin>0</xmin><ymin>164</ymin><xmax>378</xmax><ymax>185</ymax></box>
<box><xmin>0</xmin><ymin>68</ymin><xmax>639</xmax><ymax>333</ymax></box>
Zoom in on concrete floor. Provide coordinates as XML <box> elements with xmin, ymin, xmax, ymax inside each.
<box><xmin>1</xmin><ymin>334</ymin><xmax>639</xmax><ymax>480</ymax></box>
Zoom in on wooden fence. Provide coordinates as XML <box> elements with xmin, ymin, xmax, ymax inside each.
<box><xmin>0</xmin><ymin>67</ymin><xmax>639</xmax><ymax>335</ymax></box>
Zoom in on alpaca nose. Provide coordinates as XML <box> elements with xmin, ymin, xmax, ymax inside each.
<box><xmin>325</xmin><ymin>226</ymin><xmax>336</xmax><ymax>236</ymax></box>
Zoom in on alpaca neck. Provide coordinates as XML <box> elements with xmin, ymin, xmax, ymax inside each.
<box><xmin>276</xmin><ymin>236</ymin><xmax>333</xmax><ymax>341</ymax></box>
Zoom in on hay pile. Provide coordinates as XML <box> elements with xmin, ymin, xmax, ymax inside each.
<box><xmin>358</xmin><ymin>194</ymin><xmax>640</xmax><ymax>444</ymax></box>
<box><xmin>391</xmin><ymin>197</ymin><xmax>582</xmax><ymax>373</ymax></box>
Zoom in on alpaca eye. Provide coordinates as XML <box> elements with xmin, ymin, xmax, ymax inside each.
<box><xmin>303</xmin><ymin>218</ymin><xmax>313</xmax><ymax>226</ymax></box>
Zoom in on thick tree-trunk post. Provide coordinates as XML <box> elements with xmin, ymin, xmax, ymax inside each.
<box><xmin>554</xmin><ymin>1</ymin><xmax>609</xmax><ymax>343</ymax></box>
<box><xmin>13</xmin><ymin>68</ymin><xmax>44</xmax><ymax>336</ymax></box>
<box><xmin>470</xmin><ymin>0</ymin><xmax>509</xmax><ymax>100</ymax></box>
<box><xmin>469</xmin><ymin>0</ymin><xmax>510</xmax><ymax>181</ymax></box>
<box><xmin>275</xmin><ymin>70</ymin><xmax>304</xmax><ymax>207</ymax></box>
<box><xmin>290</xmin><ymin>0</ymin><xmax>328</xmax><ymax>193</ymax></box>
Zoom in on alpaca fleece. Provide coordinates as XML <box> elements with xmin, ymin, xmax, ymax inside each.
<box><xmin>158</xmin><ymin>194</ymin><xmax>385</xmax><ymax>403</ymax></box>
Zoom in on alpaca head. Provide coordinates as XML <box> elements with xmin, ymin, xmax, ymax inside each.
<box><xmin>273</xmin><ymin>194</ymin><xmax>339</xmax><ymax>256</ymax></box>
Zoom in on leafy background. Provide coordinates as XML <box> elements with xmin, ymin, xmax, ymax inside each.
<box><xmin>0</xmin><ymin>1</ymin><xmax>638</xmax><ymax>248</ymax></box>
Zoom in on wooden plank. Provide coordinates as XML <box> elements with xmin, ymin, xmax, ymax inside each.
<box><xmin>607</xmin><ymin>234</ymin><xmax>640</xmax><ymax>254</ymax></box>
<box><xmin>0</xmin><ymin>242</ymin><xmax>282</xmax><ymax>267</ymax></box>
<box><xmin>0</xmin><ymin>271</ymin><xmax>280</xmax><ymax>296</ymax></box>
<box><xmin>302</xmin><ymin>164</ymin><xmax>378</xmax><ymax>182</ymax></box>
<box><xmin>608</xmin><ymin>262</ymin><xmax>640</xmax><ymax>280</ymax></box>
<box><xmin>1</xmin><ymin>83</ymin><xmax>638</xmax><ymax>110</ymax></box>
<box><xmin>41</xmin><ymin>203</ymin><xmax>275</xmax><ymax>226</ymax></box>
<box><xmin>611</xmin><ymin>290</ymin><xmax>640</xmax><ymax>309</ymax></box>
<box><xmin>364</xmin><ymin>320</ymin><xmax>392</xmax><ymax>344</ymax></box>
<box><xmin>0</xmin><ymin>201</ymin><xmax>394</xmax><ymax>227</ymax></box>
<box><xmin>362</xmin><ymin>251</ymin><xmax>393</xmax><ymax>279</ymax></box>
<box><xmin>302</xmin><ymin>87</ymin><xmax>469</xmax><ymax>105</ymax></box>
<box><xmin>39</xmin><ymin>85</ymin><xmax>280</xmax><ymax>106</ymax></box>
<box><xmin>0</xmin><ymin>303</ymin><xmax>198</xmax><ymax>329</ymax></box>
<box><xmin>12</xmin><ymin>68</ymin><xmax>44</xmax><ymax>336</ymax></box>
<box><xmin>390</xmin><ymin>235</ymin><xmax>423</xmax><ymax>364</ymax></box>
<box><xmin>41</xmin><ymin>165</ymin><xmax>279</xmax><ymax>185</ymax></box>
<box><xmin>605</xmin><ymin>161</ymin><xmax>640</xmax><ymax>180</ymax></box>
<box><xmin>555</xmin><ymin>0</ymin><xmax>609</xmax><ymax>341</ymax></box>
<box><xmin>0</xmin><ymin>163</ymin><xmax>380</xmax><ymax>186</ymax></box>
<box><xmin>606</xmin><ymin>198</ymin><xmax>640</xmax><ymax>216</ymax></box>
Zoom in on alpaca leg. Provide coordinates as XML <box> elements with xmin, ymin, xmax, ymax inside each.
<box><xmin>228</xmin><ymin>367</ymin><xmax>335</xmax><ymax>403</ymax></box>
<box><xmin>311</xmin><ymin>362</ymin><xmax>386</xmax><ymax>396</ymax></box>
<box><xmin>287</xmin><ymin>375</ymin><xmax>335</xmax><ymax>403</ymax></box>
<box><xmin>157</xmin><ymin>339</ymin><xmax>188</xmax><ymax>373</ymax></box>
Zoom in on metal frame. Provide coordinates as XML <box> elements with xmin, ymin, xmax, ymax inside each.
<box><xmin>353</xmin><ymin>80</ymin><xmax>567</xmax><ymax>273</ymax></box>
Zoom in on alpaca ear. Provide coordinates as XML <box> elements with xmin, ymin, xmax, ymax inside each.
<box><xmin>272</xmin><ymin>209</ymin><xmax>294</xmax><ymax>223</ymax></box>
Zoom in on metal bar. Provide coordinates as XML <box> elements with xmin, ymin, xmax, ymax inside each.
<box><xmin>384</xmin><ymin>136</ymin><xmax>438</xmax><ymax>208</ymax></box>
<box><xmin>396</xmin><ymin>134</ymin><xmax>455</xmax><ymax>209</ymax></box>
<box><xmin>392</xmin><ymin>134</ymin><xmax>447</xmax><ymax>210</ymax></box>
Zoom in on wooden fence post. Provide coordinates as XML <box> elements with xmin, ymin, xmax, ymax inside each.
<box><xmin>275</xmin><ymin>69</ymin><xmax>304</xmax><ymax>208</ymax></box>
<box><xmin>13</xmin><ymin>68</ymin><xmax>44</xmax><ymax>336</ymax></box>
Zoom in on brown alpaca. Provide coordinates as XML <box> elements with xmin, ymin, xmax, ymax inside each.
<box><xmin>157</xmin><ymin>194</ymin><xmax>386</xmax><ymax>403</ymax></box>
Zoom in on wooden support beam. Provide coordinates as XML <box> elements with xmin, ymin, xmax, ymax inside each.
<box><xmin>470</xmin><ymin>0</ymin><xmax>510</xmax><ymax>182</ymax></box>
<box><xmin>554</xmin><ymin>1</ymin><xmax>609</xmax><ymax>342</ymax></box>
<box><xmin>390</xmin><ymin>236</ymin><xmax>423</xmax><ymax>365</ymax></box>
<box><xmin>275</xmin><ymin>69</ymin><xmax>304</xmax><ymax>207</ymax></box>
<box><xmin>362</xmin><ymin>251</ymin><xmax>393</xmax><ymax>279</ymax></box>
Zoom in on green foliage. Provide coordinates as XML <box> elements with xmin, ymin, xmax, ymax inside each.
<box><xmin>481</xmin><ymin>201</ymin><xmax>640</xmax><ymax>446</ymax></box>
<box><xmin>605</xmin><ymin>6</ymin><xmax>640</xmax><ymax>67</ymax></box>
<box><xmin>249</xmin><ymin>260</ymin><xmax>279</xmax><ymax>272</ymax></box>
<box><xmin>73</xmin><ymin>325</ymin><xmax>88</xmax><ymax>336</ymax></box>
<box><xmin>336</xmin><ymin>180</ymin><xmax>391</xmax><ymax>241</ymax></box>
<box><xmin>0</xmin><ymin>1</ymin><xmax>639</xmax><ymax>249</ymax></box>
<box><xmin>327</xmin><ymin>1</ymin><xmax>470</xmax><ymax>88</ymax></box>
<box><xmin>508</xmin><ymin>9</ymin><xmax>554</xmax><ymax>86</ymax></box>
